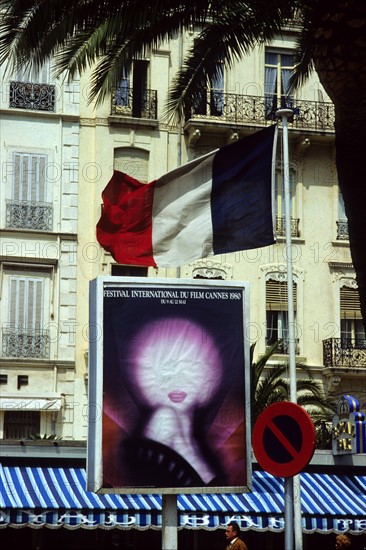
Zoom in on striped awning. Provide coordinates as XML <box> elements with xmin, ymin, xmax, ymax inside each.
<box><xmin>0</xmin><ymin>465</ymin><xmax>365</xmax><ymax>534</ymax></box>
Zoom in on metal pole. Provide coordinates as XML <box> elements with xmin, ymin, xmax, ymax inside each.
<box><xmin>284</xmin><ymin>477</ymin><xmax>294</xmax><ymax>549</ymax></box>
<box><xmin>276</xmin><ymin>109</ymin><xmax>303</xmax><ymax>550</ymax></box>
<box><xmin>276</xmin><ymin>108</ymin><xmax>297</xmax><ymax>402</ymax></box>
<box><xmin>162</xmin><ymin>494</ymin><xmax>178</xmax><ymax>550</ymax></box>
<box><xmin>293</xmin><ymin>473</ymin><xmax>303</xmax><ymax>549</ymax></box>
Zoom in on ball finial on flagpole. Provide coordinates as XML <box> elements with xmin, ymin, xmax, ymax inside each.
<box><xmin>276</xmin><ymin>108</ymin><xmax>294</xmax><ymax>119</ymax></box>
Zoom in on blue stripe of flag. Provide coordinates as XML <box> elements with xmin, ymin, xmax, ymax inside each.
<box><xmin>211</xmin><ymin>125</ymin><xmax>276</xmax><ymax>255</ymax></box>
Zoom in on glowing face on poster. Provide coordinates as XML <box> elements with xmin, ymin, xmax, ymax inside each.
<box><xmin>126</xmin><ymin>317</ymin><xmax>222</xmax><ymax>484</ymax></box>
<box><xmin>129</xmin><ymin>317</ymin><xmax>222</xmax><ymax>407</ymax></box>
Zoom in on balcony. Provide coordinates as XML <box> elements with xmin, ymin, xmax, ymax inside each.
<box><xmin>323</xmin><ymin>338</ymin><xmax>366</xmax><ymax>369</ymax></box>
<box><xmin>2</xmin><ymin>330</ymin><xmax>50</xmax><ymax>359</ymax></box>
<box><xmin>9</xmin><ymin>81</ymin><xmax>56</xmax><ymax>112</ymax></box>
<box><xmin>6</xmin><ymin>200</ymin><xmax>53</xmax><ymax>231</ymax></box>
<box><xmin>110</xmin><ymin>86</ymin><xmax>157</xmax><ymax>119</ymax></box>
<box><xmin>184</xmin><ymin>93</ymin><xmax>335</xmax><ymax>135</ymax></box>
<box><xmin>276</xmin><ymin>216</ymin><xmax>300</xmax><ymax>238</ymax></box>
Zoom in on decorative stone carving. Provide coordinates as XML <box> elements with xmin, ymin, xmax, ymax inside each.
<box><xmin>183</xmin><ymin>259</ymin><xmax>232</xmax><ymax>280</ymax></box>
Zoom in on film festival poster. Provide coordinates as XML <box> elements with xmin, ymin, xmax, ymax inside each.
<box><xmin>100</xmin><ymin>280</ymin><xmax>250</xmax><ymax>492</ymax></box>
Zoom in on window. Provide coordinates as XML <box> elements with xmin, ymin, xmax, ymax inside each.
<box><xmin>132</xmin><ymin>61</ymin><xmax>148</xmax><ymax>118</ymax></box>
<box><xmin>337</xmin><ymin>191</ymin><xmax>349</xmax><ymax>240</ymax></box>
<box><xmin>9</xmin><ymin>61</ymin><xmax>55</xmax><ymax>112</ymax></box>
<box><xmin>4</xmin><ymin>411</ymin><xmax>40</xmax><ymax>439</ymax></box>
<box><xmin>111</xmin><ymin>265</ymin><xmax>148</xmax><ymax>277</ymax></box>
<box><xmin>194</xmin><ymin>61</ymin><xmax>224</xmax><ymax>117</ymax></box>
<box><xmin>113</xmin><ymin>147</ymin><xmax>149</xmax><ymax>183</ymax></box>
<box><xmin>2</xmin><ymin>267</ymin><xmax>51</xmax><ymax>359</ymax></box>
<box><xmin>115</xmin><ymin>67</ymin><xmax>130</xmax><ymax>108</ymax></box>
<box><xmin>339</xmin><ymin>191</ymin><xmax>346</xmax><ymax>221</ymax></box>
<box><xmin>266</xmin><ymin>278</ymin><xmax>298</xmax><ymax>354</ymax></box>
<box><xmin>340</xmin><ymin>285</ymin><xmax>365</xmax><ymax>347</ymax></box>
<box><xmin>14</xmin><ymin>61</ymin><xmax>51</xmax><ymax>84</ymax></box>
<box><xmin>210</xmin><ymin>62</ymin><xmax>224</xmax><ymax>116</ymax></box>
<box><xmin>6</xmin><ymin>152</ymin><xmax>53</xmax><ymax>230</ymax></box>
<box><xmin>115</xmin><ymin>61</ymin><xmax>156</xmax><ymax>118</ymax></box>
<box><xmin>275</xmin><ymin>170</ymin><xmax>299</xmax><ymax>237</ymax></box>
<box><xmin>265</xmin><ymin>50</ymin><xmax>294</xmax><ymax>118</ymax></box>
<box><xmin>193</xmin><ymin>273</ymin><xmax>225</xmax><ymax>280</ymax></box>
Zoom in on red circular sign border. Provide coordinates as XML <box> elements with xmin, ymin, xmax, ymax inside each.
<box><xmin>252</xmin><ymin>401</ymin><xmax>316</xmax><ymax>477</ymax></box>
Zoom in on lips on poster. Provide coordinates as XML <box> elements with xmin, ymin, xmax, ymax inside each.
<box><xmin>102</xmin><ymin>283</ymin><xmax>248</xmax><ymax>491</ymax></box>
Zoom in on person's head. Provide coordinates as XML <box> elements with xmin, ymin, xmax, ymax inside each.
<box><xmin>127</xmin><ymin>317</ymin><xmax>223</xmax><ymax>411</ymax></box>
<box><xmin>225</xmin><ymin>521</ymin><xmax>241</xmax><ymax>542</ymax></box>
<box><xmin>335</xmin><ymin>534</ymin><xmax>351</xmax><ymax>549</ymax></box>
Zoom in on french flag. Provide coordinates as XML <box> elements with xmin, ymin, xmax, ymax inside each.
<box><xmin>96</xmin><ymin>125</ymin><xmax>277</xmax><ymax>267</ymax></box>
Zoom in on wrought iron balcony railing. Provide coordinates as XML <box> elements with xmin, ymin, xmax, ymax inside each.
<box><xmin>9</xmin><ymin>81</ymin><xmax>56</xmax><ymax>112</ymax></box>
<box><xmin>2</xmin><ymin>330</ymin><xmax>50</xmax><ymax>359</ymax></box>
<box><xmin>111</xmin><ymin>86</ymin><xmax>157</xmax><ymax>119</ymax></box>
<box><xmin>6</xmin><ymin>200</ymin><xmax>53</xmax><ymax>231</ymax></box>
<box><xmin>336</xmin><ymin>219</ymin><xmax>349</xmax><ymax>240</ymax></box>
<box><xmin>323</xmin><ymin>338</ymin><xmax>366</xmax><ymax>368</ymax></box>
<box><xmin>186</xmin><ymin>93</ymin><xmax>335</xmax><ymax>132</ymax></box>
<box><xmin>276</xmin><ymin>216</ymin><xmax>300</xmax><ymax>238</ymax></box>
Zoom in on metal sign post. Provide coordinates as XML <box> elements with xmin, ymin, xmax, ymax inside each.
<box><xmin>162</xmin><ymin>494</ymin><xmax>178</xmax><ymax>550</ymax></box>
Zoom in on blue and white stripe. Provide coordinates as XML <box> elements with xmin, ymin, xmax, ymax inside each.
<box><xmin>1</xmin><ymin>465</ymin><xmax>365</xmax><ymax>533</ymax></box>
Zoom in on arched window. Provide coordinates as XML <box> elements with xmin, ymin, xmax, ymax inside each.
<box><xmin>113</xmin><ymin>147</ymin><xmax>149</xmax><ymax>183</ymax></box>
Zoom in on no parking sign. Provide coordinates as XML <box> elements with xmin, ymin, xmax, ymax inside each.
<box><xmin>252</xmin><ymin>402</ymin><xmax>316</xmax><ymax>477</ymax></box>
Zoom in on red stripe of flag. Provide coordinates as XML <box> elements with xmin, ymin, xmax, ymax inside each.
<box><xmin>96</xmin><ymin>171</ymin><xmax>156</xmax><ymax>267</ymax></box>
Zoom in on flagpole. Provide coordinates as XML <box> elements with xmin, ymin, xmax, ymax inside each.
<box><xmin>162</xmin><ymin>494</ymin><xmax>178</xmax><ymax>550</ymax></box>
<box><xmin>276</xmin><ymin>109</ymin><xmax>303</xmax><ymax>550</ymax></box>
<box><xmin>162</xmin><ymin>33</ymin><xmax>184</xmax><ymax>545</ymax></box>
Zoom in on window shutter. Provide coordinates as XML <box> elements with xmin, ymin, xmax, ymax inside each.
<box><xmin>31</xmin><ymin>155</ymin><xmax>46</xmax><ymax>201</ymax></box>
<box><xmin>12</xmin><ymin>153</ymin><xmax>47</xmax><ymax>202</ymax></box>
<box><xmin>13</xmin><ymin>154</ymin><xmax>22</xmax><ymax>200</ymax></box>
<box><xmin>28</xmin><ymin>278</ymin><xmax>44</xmax><ymax>330</ymax></box>
<box><xmin>340</xmin><ymin>286</ymin><xmax>361</xmax><ymax>319</ymax></box>
<box><xmin>9</xmin><ymin>278</ymin><xmax>22</xmax><ymax>327</ymax></box>
<box><xmin>9</xmin><ymin>275</ymin><xmax>44</xmax><ymax>330</ymax></box>
<box><xmin>266</xmin><ymin>280</ymin><xmax>297</xmax><ymax>311</ymax></box>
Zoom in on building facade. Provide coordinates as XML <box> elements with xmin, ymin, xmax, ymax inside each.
<box><xmin>0</xmin><ymin>20</ymin><xmax>365</xmax><ymax>549</ymax></box>
<box><xmin>74</xmin><ymin>26</ymin><xmax>366</xmax><ymax>418</ymax></box>
<box><xmin>0</xmin><ymin>60</ymin><xmax>85</xmax><ymax>439</ymax></box>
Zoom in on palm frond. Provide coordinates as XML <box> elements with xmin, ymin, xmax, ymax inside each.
<box><xmin>55</xmin><ymin>3</ymin><xmax>223</xmax><ymax>105</ymax></box>
<box><xmin>288</xmin><ymin>31</ymin><xmax>315</xmax><ymax>92</ymax></box>
<box><xmin>0</xmin><ymin>0</ymin><xmax>299</xmax><ymax>109</ymax></box>
<box><xmin>251</xmin><ymin>339</ymin><xmax>282</xmax><ymax>383</ymax></box>
<box><xmin>250</xmin><ymin>340</ymin><xmax>337</xmax><ymax>437</ymax></box>
<box><xmin>0</xmin><ymin>0</ymin><xmax>217</xmax><ymax>82</ymax></box>
<box><xmin>164</xmin><ymin>6</ymin><xmax>288</xmax><ymax>123</ymax></box>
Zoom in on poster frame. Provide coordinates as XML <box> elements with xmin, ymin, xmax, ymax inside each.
<box><xmin>87</xmin><ymin>276</ymin><xmax>251</xmax><ymax>494</ymax></box>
